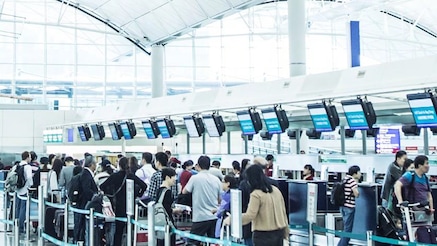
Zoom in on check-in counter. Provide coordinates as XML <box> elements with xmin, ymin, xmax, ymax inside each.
<box><xmin>352</xmin><ymin>183</ymin><xmax>379</xmax><ymax>234</ymax></box>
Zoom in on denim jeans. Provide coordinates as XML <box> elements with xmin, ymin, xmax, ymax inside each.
<box><xmin>338</xmin><ymin>206</ymin><xmax>355</xmax><ymax>246</ymax></box>
<box><xmin>15</xmin><ymin>196</ymin><xmax>27</xmax><ymax>233</ymax></box>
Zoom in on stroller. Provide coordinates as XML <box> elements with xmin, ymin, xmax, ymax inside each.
<box><xmin>376</xmin><ymin>206</ymin><xmax>405</xmax><ymax>245</ymax></box>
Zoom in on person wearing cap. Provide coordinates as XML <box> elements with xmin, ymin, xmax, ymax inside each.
<box><xmin>59</xmin><ymin>156</ymin><xmax>75</xmax><ymax>189</ymax></box>
<box><xmin>94</xmin><ymin>159</ymin><xmax>114</xmax><ymax>189</ymax></box>
<box><xmin>209</xmin><ymin>160</ymin><xmax>224</xmax><ymax>181</ymax></box>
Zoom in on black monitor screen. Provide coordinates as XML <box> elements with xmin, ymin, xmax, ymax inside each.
<box><xmin>308</xmin><ymin>103</ymin><xmax>333</xmax><ymax>132</ymax></box>
<box><xmin>91</xmin><ymin>124</ymin><xmax>103</xmax><ymax>141</ymax></box>
<box><xmin>109</xmin><ymin>123</ymin><xmax>121</xmax><ymax>140</ymax></box>
<box><xmin>261</xmin><ymin>108</ymin><xmax>283</xmax><ymax>134</ymax></box>
<box><xmin>341</xmin><ymin>100</ymin><xmax>370</xmax><ymax>130</ymax></box>
<box><xmin>142</xmin><ymin>121</ymin><xmax>156</xmax><ymax>139</ymax></box>
<box><xmin>157</xmin><ymin>119</ymin><xmax>171</xmax><ymax>138</ymax></box>
<box><xmin>237</xmin><ymin>111</ymin><xmax>256</xmax><ymax>135</ymax></box>
<box><xmin>203</xmin><ymin>115</ymin><xmax>221</xmax><ymax>137</ymax></box>
<box><xmin>407</xmin><ymin>93</ymin><xmax>437</xmax><ymax>127</ymax></box>
<box><xmin>120</xmin><ymin>122</ymin><xmax>132</xmax><ymax>140</ymax></box>
<box><xmin>78</xmin><ymin>126</ymin><xmax>88</xmax><ymax>141</ymax></box>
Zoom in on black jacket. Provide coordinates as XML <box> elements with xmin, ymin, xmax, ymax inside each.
<box><xmin>79</xmin><ymin>168</ymin><xmax>98</xmax><ymax>209</ymax></box>
<box><xmin>100</xmin><ymin>170</ymin><xmax>147</xmax><ymax>217</ymax></box>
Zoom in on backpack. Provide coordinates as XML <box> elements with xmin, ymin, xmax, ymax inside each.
<box><xmin>415</xmin><ymin>226</ymin><xmax>437</xmax><ymax>243</ymax></box>
<box><xmin>330</xmin><ymin>177</ymin><xmax>350</xmax><ymax>206</ymax></box>
<box><xmin>68</xmin><ymin>173</ymin><xmax>82</xmax><ymax>206</ymax></box>
<box><xmin>5</xmin><ymin>164</ymin><xmax>27</xmax><ymax>193</ymax></box>
<box><xmin>154</xmin><ymin>188</ymin><xmax>174</xmax><ymax>228</ymax></box>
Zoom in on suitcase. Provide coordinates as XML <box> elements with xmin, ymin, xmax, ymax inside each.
<box><xmin>44</xmin><ymin>207</ymin><xmax>61</xmax><ymax>240</ymax></box>
<box><xmin>416</xmin><ymin>226</ymin><xmax>437</xmax><ymax>243</ymax></box>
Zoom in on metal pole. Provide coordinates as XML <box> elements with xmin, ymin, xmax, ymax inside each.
<box><xmin>424</xmin><ymin>128</ymin><xmax>429</xmax><ymax>155</ymax></box>
<box><xmin>366</xmin><ymin>230</ymin><xmax>373</xmax><ymax>246</ymax></box>
<box><xmin>296</xmin><ymin>129</ymin><xmax>301</xmax><ymax>154</ymax></box>
<box><xmin>2</xmin><ymin>190</ymin><xmax>7</xmax><ymax>231</ymax></box>
<box><xmin>202</xmin><ymin>133</ymin><xmax>206</xmax><ymax>154</ymax></box>
<box><xmin>89</xmin><ymin>208</ymin><xmax>94</xmax><ymax>246</ymax></box>
<box><xmin>164</xmin><ymin>225</ymin><xmax>171</xmax><ymax>246</ymax></box>
<box><xmin>227</xmin><ymin>131</ymin><xmax>231</xmax><ymax>154</ymax></box>
<box><xmin>362</xmin><ymin>130</ymin><xmax>367</xmax><ymax>155</ymax></box>
<box><xmin>277</xmin><ymin>134</ymin><xmax>281</xmax><ymax>154</ymax></box>
<box><xmin>133</xmin><ymin>203</ymin><xmax>139</xmax><ymax>245</ymax></box>
<box><xmin>127</xmin><ymin>214</ymin><xmax>132</xmax><ymax>246</ymax></box>
<box><xmin>11</xmin><ymin>192</ymin><xmax>16</xmax><ymax>234</ymax></box>
<box><xmin>308</xmin><ymin>223</ymin><xmax>314</xmax><ymax>246</ymax></box>
<box><xmin>340</xmin><ymin>126</ymin><xmax>346</xmax><ymax>155</ymax></box>
<box><xmin>14</xmin><ymin>218</ymin><xmax>19</xmax><ymax>245</ymax></box>
<box><xmin>38</xmin><ymin>186</ymin><xmax>44</xmax><ymax>246</ymax></box>
<box><xmin>63</xmin><ymin>200</ymin><xmax>68</xmax><ymax>243</ymax></box>
<box><xmin>187</xmin><ymin>133</ymin><xmax>190</xmax><ymax>154</ymax></box>
<box><xmin>26</xmin><ymin>192</ymin><xmax>30</xmax><ymax>241</ymax></box>
<box><xmin>244</xmin><ymin>135</ymin><xmax>248</xmax><ymax>154</ymax></box>
<box><xmin>148</xmin><ymin>201</ymin><xmax>156</xmax><ymax>246</ymax></box>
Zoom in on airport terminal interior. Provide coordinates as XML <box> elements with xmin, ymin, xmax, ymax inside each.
<box><xmin>2</xmin><ymin>0</ymin><xmax>437</xmax><ymax>245</ymax></box>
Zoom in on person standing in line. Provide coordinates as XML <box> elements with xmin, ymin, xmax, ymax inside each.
<box><xmin>381</xmin><ymin>150</ymin><xmax>407</xmax><ymax>209</ymax></box>
<box><xmin>338</xmin><ymin>165</ymin><xmax>361</xmax><ymax>246</ymax></box>
<box><xmin>148</xmin><ymin>152</ymin><xmax>177</xmax><ymax>201</ymax></box>
<box><xmin>15</xmin><ymin>151</ymin><xmax>33</xmax><ymax>233</ymax></box>
<box><xmin>209</xmin><ymin>160</ymin><xmax>224</xmax><ymax>181</ymax></box>
<box><xmin>59</xmin><ymin>156</ymin><xmax>75</xmax><ymax>190</ymax></box>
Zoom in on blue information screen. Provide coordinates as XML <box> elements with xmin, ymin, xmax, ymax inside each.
<box><xmin>78</xmin><ymin>127</ymin><xmax>87</xmax><ymax>141</ymax></box>
<box><xmin>262</xmin><ymin>110</ymin><xmax>282</xmax><ymax>134</ymax></box>
<box><xmin>409</xmin><ymin>98</ymin><xmax>437</xmax><ymax>127</ymax></box>
<box><xmin>308</xmin><ymin>107</ymin><xmax>332</xmax><ymax>132</ymax></box>
<box><xmin>109</xmin><ymin>124</ymin><xmax>120</xmax><ymax>140</ymax></box>
<box><xmin>142</xmin><ymin>122</ymin><xmax>156</xmax><ymax>139</ymax></box>
<box><xmin>157</xmin><ymin>120</ymin><xmax>170</xmax><ymax>138</ymax></box>
<box><xmin>237</xmin><ymin>112</ymin><xmax>256</xmax><ymax>135</ymax></box>
<box><xmin>375</xmin><ymin>128</ymin><xmax>400</xmax><ymax>154</ymax></box>
<box><xmin>343</xmin><ymin>104</ymin><xmax>369</xmax><ymax>130</ymax></box>
<box><xmin>120</xmin><ymin>123</ymin><xmax>132</xmax><ymax>140</ymax></box>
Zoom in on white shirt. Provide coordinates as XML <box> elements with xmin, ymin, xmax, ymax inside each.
<box><xmin>17</xmin><ymin>161</ymin><xmax>33</xmax><ymax>198</ymax></box>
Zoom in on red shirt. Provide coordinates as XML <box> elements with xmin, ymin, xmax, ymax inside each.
<box><xmin>180</xmin><ymin>170</ymin><xmax>193</xmax><ymax>190</ymax></box>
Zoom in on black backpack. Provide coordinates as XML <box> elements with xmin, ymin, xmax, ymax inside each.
<box><xmin>16</xmin><ymin>164</ymin><xmax>27</xmax><ymax>189</ymax></box>
<box><xmin>68</xmin><ymin>173</ymin><xmax>82</xmax><ymax>206</ymax></box>
<box><xmin>330</xmin><ymin>177</ymin><xmax>350</xmax><ymax>206</ymax></box>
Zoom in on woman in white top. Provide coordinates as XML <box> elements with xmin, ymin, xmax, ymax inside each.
<box><xmin>94</xmin><ymin>159</ymin><xmax>114</xmax><ymax>189</ymax></box>
<box><xmin>47</xmin><ymin>159</ymin><xmax>63</xmax><ymax>202</ymax></box>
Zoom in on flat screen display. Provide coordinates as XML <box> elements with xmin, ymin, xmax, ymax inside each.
<box><xmin>142</xmin><ymin>121</ymin><xmax>156</xmax><ymax>139</ymax></box>
<box><xmin>91</xmin><ymin>124</ymin><xmax>102</xmax><ymax>141</ymax></box>
<box><xmin>109</xmin><ymin>123</ymin><xmax>121</xmax><ymax>140</ymax></box>
<box><xmin>184</xmin><ymin>116</ymin><xmax>200</xmax><ymax>137</ymax></box>
<box><xmin>308</xmin><ymin>106</ymin><xmax>332</xmax><ymax>132</ymax></box>
<box><xmin>157</xmin><ymin>119</ymin><xmax>171</xmax><ymax>138</ymax></box>
<box><xmin>78</xmin><ymin>126</ymin><xmax>88</xmax><ymax>141</ymax></box>
<box><xmin>408</xmin><ymin>97</ymin><xmax>437</xmax><ymax>127</ymax></box>
<box><xmin>261</xmin><ymin>109</ymin><xmax>283</xmax><ymax>134</ymax></box>
<box><xmin>237</xmin><ymin>111</ymin><xmax>256</xmax><ymax>135</ymax></box>
<box><xmin>203</xmin><ymin>115</ymin><xmax>220</xmax><ymax>137</ymax></box>
<box><xmin>120</xmin><ymin>122</ymin><xmax>132</xmax><ymax>140</ymax></box>
<box><xmin>342</xmin><ymin>104</ymin><xmax>369</xmax><ymax>130</ymax></box>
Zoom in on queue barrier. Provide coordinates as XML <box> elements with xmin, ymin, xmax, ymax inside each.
<box><xmin>4</xmin><ymin>188</ymin><xmax>437</xmax><ymax>246</ymax></box>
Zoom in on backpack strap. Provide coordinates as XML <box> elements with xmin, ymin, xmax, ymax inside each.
<box><xmin>106</xmin><ymin>174</ymin><xmax>127</xmax><ymax>198</ymax></box>
<box><xmin>157</xmin><ymin>188</ymin><xmax>168</xmax><ymax>204</ymax></box>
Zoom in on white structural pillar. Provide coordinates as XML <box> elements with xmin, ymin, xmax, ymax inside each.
<box><xmin>288</xmin><ymin>0</ymin><xmax>306</xmax><ymax>77</ymax></box>
<box><xmin>151</xmin><ymin>45</ymin><xmax>165</xmax><ymax>98</ymax></box>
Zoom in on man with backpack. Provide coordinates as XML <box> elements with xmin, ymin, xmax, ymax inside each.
<box><xmin>338</xmin><ymin>165</ymin><xmax>361</xmax><ymax>246</ymax></box>
<box><xmin>15</xmin><ymin>151</ymin><xmax>33</xmax><ymax>233</ymax></box>
<box><xmin>394</xmin><ymin>155</ymin><xmax>434</xmax><ymax>212</ymax></box>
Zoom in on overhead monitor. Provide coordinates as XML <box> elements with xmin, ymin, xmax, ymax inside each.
<box><xmin>341</xmin><ymin>99</ymin><xmax>376</xmax><ymax>130</ymax></box>
<box><xmin>203</xmin><ymin>114</ymin><xmax>226</xmax><ymax>137</ymax></box>
<box><xmin>77</xmin><ymin>125</ymin><xmax>91</xmax><ymax>141</ymax></box>
<box><xmin>261</xmin><ymin>107</ymin><xmax>289</xmax><ymax>134</ymax></box>
<box><xmin>307</xmin><ymin>102</ymin><xmax>339</xmax><ymax>132</ymax></box>
<box><xmin>90</xmin><ymin>124</ymin><xmax>105</xmax><ymax>141</ymax></box>
<box><xmin>184</xmin><ymin>115</ymin><xmax>205</xmax><ymax>138</ymax></box>
<box><xmin>120</xmin><ymin>121</ymin><xmax>136</xmax><ymax>140</ymax></box>
<box><xmin>236</xmin><ymin>109</ymin><xmax>262</xmax><ymax>135</ymax></box>
<box><xmin>142</xmin><ymin>120</ymin><xmax>160</xmax><ymax>139</ymax></box>
<box><xmin>157</xmin><ymin>118</ymin><xmax>176</xmax><ymax>138</ymax></box>
<box><xmin>407</xmin><ymin>92</ymin><xmax>437</xmax><ymax>128</ymax></box>
<box><xmin>108</xmin><ymin>122</ymin><xmax>123</xmax><ymax>140</ymax></box>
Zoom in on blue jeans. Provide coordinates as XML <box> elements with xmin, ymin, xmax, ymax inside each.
<box><xmin>15</xmin><ymin>196</ymin><xmax>27</xmax><ymax>233</ymax></box>
<box><xmin>338</xmin><ymin>206</ymin><xmax>355</xmax><ymax>246</ymax></box>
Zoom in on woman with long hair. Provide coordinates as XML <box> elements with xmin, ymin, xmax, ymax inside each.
<box><xmin>225</xmin><ymin>164</ymin><xmax>288</xmax><ymax>246</ymax></box>
<box><xmin>302</xmin><ymin>164</ymin><xmax>315</xmax><ymax>180</ymax></box>
<box><xmin>47</xmin><ymin>159</ymin><xmax>64</xmax><ymax>202</ymax></box>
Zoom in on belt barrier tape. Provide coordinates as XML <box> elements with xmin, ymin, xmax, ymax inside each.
<box><xmin>372</xmin><ymin>235</ymin><xmax>437</xmax><ymax>246</ymax></box>
<box><xmin>312</xmin><ymin>225</ymin><xmax>367</xmax><ymax>241</ymax></box>
<box><xmin>69</xmin><ymin>206</ymin><xmax>89</xmax><ymax>215</ymax></box>
<box><xmin>45</xmin><ymin>201</ymin><xmax>65</xmax><ymax>209</ymax></box>
<box><xmin>289</xmin><ymin>224</ymin><xmax>308</xmax><ymax>229</ymax></box>
<box><xmin>41</xmin><ymin>232</ymin><xmax>76</xmax><ymax>246</ymax></box>
<box><xmin>173</xmin><ymin>228</ymin><xmax>245</xmax><ymax>246</ymax></box>
<box><xmin>0</xmin><ymin>218</ymin><xmax>13</xmax><ymax>225</ymax></box>
<box><xmin>30</xmin><ymin>198</ymin><xmax>39</xmax><ymax>204</ymax></box>
<box><xmin>130</xmin><ymin>218</ymin><xmax>148</xmax><ymax>229</ymax></box>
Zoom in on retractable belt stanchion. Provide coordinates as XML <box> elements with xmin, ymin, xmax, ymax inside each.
<box><xmin>148</xmin><ymin>201</ymin><xmax>156</xmax><ymax>246</ymax></box>
<box><xmin>25</xmin><ymin>191</ymin><xmax>31</xmax><ymax>241</ymax></box>
<box><xmin>64</xmin><ymin>199</ymin><xmax>69</xmax><ymax>243</ymax></box>
<box><xmin>14</xmin><ymin>218</ymin><xmax>19</xmax><ymax>244</ymax></box>
<box><xmin>133</xmin><ymin>203</ymin><xmax>139</xmax><ymax>246</ymax></box>
<box><xmin>164</xmin><ymin>224</ymin><xmax>171</xmax><ymax>246</ymax></box>
<box><xmin>38</xmin><ymin>186</ymin><xmax>44</xmax><ymax>246</ymax></box>
<box><xmin>11</xmin><ymin>192</ymin><xmax>16</xmax><ymax>234</ymax></box>
<box><xmin>89</xmin><ymin>208</ymin><xmax>94</xmax><ymax>246</ymax></box>
<box><xmin>2</xmin><ymin>190</ymin><xmax>7</xmax><ymax>231</ymax></box>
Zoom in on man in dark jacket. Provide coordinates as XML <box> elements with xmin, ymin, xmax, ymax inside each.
<box><xmin>73</xmin><ymin>155</ymin><xmax>98</xmax><ymax>243</ymax></box>
<box><xmin>381</xmin><ymin>150</ymin><xmax>407</xmax><ymax>210</ymax></box>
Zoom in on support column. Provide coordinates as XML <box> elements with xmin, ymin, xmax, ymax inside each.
<box><xmin>227</xmin><ymin>131</ymin><xmax>231</xmax><ymax>154</ymax></box>
<box><xmin>288</xmin><ymin>0</ymin><xmax>306</xmax><ymax>77</ymax></box>
<box><xmin>340</xmin><ymin>126</ymin><xmax>346</xmax><ymax>155</ymax></box>
<box><xmin>152</xmin><ymin>45</ymin><xmax>165</xmax><ymax>98</ymax></box>
<box><xmin>202</xmin><ymin>134</ymin><xmax>206</xmax><ymax>154</ymax></box>
<box><xmin>186</xmin><ymin>133</ymin><xmax>190</xmax><ymax>154</ymax></box>
<box><xmin>424</xmin><ymin>128</ymin><xmax>429</xmax><ymax>155</ymax></box>
<box><xmin>362</xmin><ymin>130</ymin><xmax>367</xmax><ymax>155</ymax></box>
<box><xmin>346</xmin><ymin>21</ymin><xmax>361</xmax><ymax>68</ymax></box>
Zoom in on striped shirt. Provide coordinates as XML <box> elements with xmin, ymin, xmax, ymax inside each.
<box><xmin>343</xmin><ymin>175</ymin><xmax>358</xmax><ymax>208</ymax></box>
